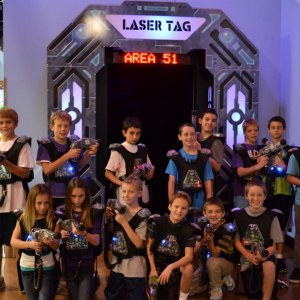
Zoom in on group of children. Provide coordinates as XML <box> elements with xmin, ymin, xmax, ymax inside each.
<box><xmin>0</xmin><ymin>105</ymin><xmax>299</xmax><ymax>300</ymax></box>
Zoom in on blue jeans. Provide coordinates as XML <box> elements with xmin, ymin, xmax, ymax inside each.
<box><xmin>65</xmin><ymin>265</ymin><xmax>95</xmax><ymax>300</ymax></box>
<box><xmin>233</xmin><ymin>196</ymin><xmax>249</xmax><ymax>209</ymax></box>
<box><xmin>21</xmin><ymin>268</ymin><xmax>55</xmax><ymax>300</ymax></box>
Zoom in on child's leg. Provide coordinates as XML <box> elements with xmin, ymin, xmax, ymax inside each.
<box><xmin>39</xmin><ymin>268</ymin><xmax>55</xmax><ymax>300</ymax></box>
<box><xmin>125</xmin><ymin>277</ymin><xmax>149</xmax><ymax>300</ymax></box>
<box><xmin>104</xmin><ymin>270</ymin><xmax>127</xmax><ymax>300</ymax></box>
<box><xmin>262</xmin><ymin>260</ymin><xmax>276</xmax><ymax>300</ymax></box>
<box><xmin>21</xmin><ymin>270</ymin><xmax>38</xmax><ymax>300</ymax></box>
<box><xmin>75</xmin><ymin>266</ymin><xmax>95</xmax><ymax>300</ymax></box>
<box><xmin>179</xmin><ymin>263</ymin><xmax>193</xmax><ymax>298</ymax></box>
<box><xmin>293</xmin><ymin>205</ymin><xmax>300</xmax><ymax>269</ymax></box>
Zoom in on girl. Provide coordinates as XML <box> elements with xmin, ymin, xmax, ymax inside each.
<box><xmin>60</xmin><ymin>177</ymin><xmax>101</xmax><ymax>300</ymax></box>
<box><xmin>11</xmin><ymin>184</ymin><xmax>60</xmax><ymax>300</ymax></box>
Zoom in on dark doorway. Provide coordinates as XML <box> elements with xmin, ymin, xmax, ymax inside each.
<box><xmin>96</xmin><ymin>49</ymin><xmax>213</xmax><ymax>214</ymax></box>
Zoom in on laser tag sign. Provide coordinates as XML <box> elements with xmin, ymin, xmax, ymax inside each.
<box><xmin>105</xmin><ymin>15</ymin><xmax>206</xmax><ymax>40</ymax></box>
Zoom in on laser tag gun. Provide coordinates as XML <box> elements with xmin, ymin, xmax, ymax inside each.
<box><xmin>149</xmin><ymin>276</ymin><xmax>159</xmax><ymax>300</ymax></box>
<box><xmin>125</xmin><ymin>163</ymin><xmax>153</xmax><ymax>180</ymax></box>
<box><xmin>205</xmin><ymin>224</ymin><xmax>214</xmax><ymax>239</ymax></box>
<box><xmin>61</xmin><ymin>219</ymin><xmax>87</xmax><ymax>250</ymax></box>
<box><xmin>70</xmin><ymin>136</ymin><xmax>99</xmax><ymax>162</ymax></box>
<box><xmin>106</xmin><ymin>198</ymin><xmax>127</xmax><ymax>215</ymax></box>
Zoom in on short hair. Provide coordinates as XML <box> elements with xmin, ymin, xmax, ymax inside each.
<box><xmin>203</xmin><ymin>197</ymin><xmax>225</xmax><ymax>212</ymax></box>
<box><xmin>268</xmin><ymin>116</ymin><xmax>286</xmax><ymax>129</ymax></box>
<box><xmin>0</xmin><ymin>107</ymin><xmax>18</xmax><ymax>125</ymax></box>
<box><xmin>178</xmin><ymin>122</ymin><xmax>196</xmax><ymax>135</ymax></box>
<box><xmin>244</xmin><ymin>179</ymin><xmax>267</xmax><ymax>197</ymax></box>
<box><xmin>169</xmin><ymin>191</ymin><xmax>192</xmax><ymax>207</ymax></box>
<box><xmin>50</xmin><ymin>110</ymin><xmax>72</xmax><ymax>126</ymax></box>
<box><xmin>199</xmin><ymin>108</ymin><xmax>218</xmax><ymax>119</ymax></box>
<box><xmin>123</xmin><ymin>117</ymin><xmax>142</xmax><ymax>132</ymax></box>
<box><xmin>242</xmin><ymin>118</ymin><xmax>259</xmax><ymax>133</ymax></box>
<box><xmin>122</xmin><ymin>177</ymin><xmax>143</xmax><ymax>191</ymax></box>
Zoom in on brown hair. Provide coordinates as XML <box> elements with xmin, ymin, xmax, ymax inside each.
<box><xmin>244</xmin><ymin>179</ymin><xmax>267</xmax><ymax>197</ymax></box>
<box><xmin>0</xmin><ymin>107</ymin><xmax>18</xmax><ymax>125</ymax></box>
<box><xmin>242</xmin><ymin>118</ymin><xmax>259</xmax><ymax>133</ymax></box>
<box><xmin>178</xmin><ymin>122</ymin><xmax>196</xmax><ymax>135</ymax></box>
<box><xmin>122</xmin><ymin>177</ymin><xmax>143</xmax><ymax>191</ymax></box>
<box><xmin>65</xmin><ymin>177</ymin><xmax>92</xmax><ymax>229</ymax></box>
<box><xmin>169</xmin><ymin>191</ymin><xmax>192</xmax><ymax>207</ymax></box>
<box><xmin>203</xmin><ymin>197</ymin><xmax>225</xmax><ymax>212</ymax></box>
<box><xmin>123</xmin><ymin>117</ymin><xmax>142</xmax><ymax>132</ymax></box>
<box><xmin>22</xmin><ymin>184</ymin><xmax>53</xmax><ymax>233</ymax></box>
<box><xmin>199</xmin><ymin>108</ymin><xmax>218</xmax><ymax>119</ymax></box>
<box><xmin>50</xmin><ymin>110</ymin><xmax>72</xmax><ymax>126</ymax></box>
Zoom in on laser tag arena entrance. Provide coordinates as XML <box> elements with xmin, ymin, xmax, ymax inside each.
<box><xmin>47</xmin><ymin>1</ymin><xmax>259</xmax><ymax>213</ymax></box>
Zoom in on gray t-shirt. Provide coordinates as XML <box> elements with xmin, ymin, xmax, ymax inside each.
<box><xmin>234</xmin><ymin>207</ymin><xmax>283</xmax><ymax>271</ymax></box>
<box><xmin>110</xmin><ymin>210</ymin><xmax>148</xmax><ymax>278</ymax></box>
<box><xmin>198</xmin><ymin>134</ymin><xmax>224</xmax><ymax>165</ymax></box>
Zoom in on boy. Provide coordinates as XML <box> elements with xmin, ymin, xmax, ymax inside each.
<box><xmin>194</xmin><ymin>197</ymin><xmax>236</xmax><ymax>300</ymax></box>
<box><xmin>231</xmin><ymin>118</ymin><xmax>269</xmax><ymax>208</ymax></box>
<box><xmin>147</xmin><ymin>191</ymin><xmax>198</xmax><ymax>300</ymax></box>
<box><xmin>36</xmin><ymin>110</ymin><xmax>98</xmax><ymax>210</ymax></box>
<box><xmin>0</xmin><ymin>107</ymin><xmax>35</xmax><ymax>289</ymax></box>
<box><xmin>262</xmin><ymin>116</ymin><xmax>294</xmax><ymax>273</ymax></box>
<box><xmin>166</xmin><ymin>122</ymin><xmax>213</xmax><ymax>209</ymax></box>
<box><xmin>105</xmin><ymin>117</ymin><xmax>154</xmax><ymax>205</ymax></box>
<box><xmin>233</xmin><ymin>180</ymin><xmax>283</xmax><ymax>300</ymax></box>
<box><xmin>104</xmin><ymin>177</ymin><xmax>150</xmax><ymax>300</ymax></box>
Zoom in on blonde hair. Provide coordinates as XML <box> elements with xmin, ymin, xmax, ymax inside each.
<box><xmin>65</xmin><ymin>177</ymin><xmax>92</xmax><ymax>229</ymax></box>
<box><xmin>244</xmin><ymin>179</ymin><xmax>267</xmax><ymax>197</ymax></box>
<box><xmin>169</xmin><ymin>191</ymin><xmax>192</xmax><ymax>207</ymax></box>
<box><xmin>22</xmin><ymin>184</ymin><xmax>53</xmax><ymax>233</ymax></box>
<box><xmin>50</xmin><ymin>110</ymin><xmax>72</xmax><ymax>126</ymax></box>
<box><xmin>242</xmin><ymin>118</ymin><xmax>259</xmax><ymax>133</ymax></box>
<box><xmin>0</xmin><ymin>107</ymin><xmax>18</xmax><ymax>125</ymax></box>
<box><xmin>122</xmin><ymin>177</ymin><xmax>143</xmax><ymax>191</ymax></box>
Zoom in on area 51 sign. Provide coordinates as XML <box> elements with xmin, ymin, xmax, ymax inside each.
<box><xmin>106</xmin><ymin>15</ymin><xmax>206</xmax><ymax>40</ymax></box>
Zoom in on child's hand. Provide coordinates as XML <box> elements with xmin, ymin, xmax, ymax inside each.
<box><xmin>67</xmin><ymin>149</ymin><xmax>81</xmax><ymax>159</ymax></box>
<box><xmin>72</xmin><ymin>225</ymin><xmax>84</xmax><ymax>237</ymax></box>
<box><xmin>256</xmin><ymin>156</ymin><xmax>269</xmax><ymax>170</ymax></box>
<box><xmin>159</xmin><ymin>265</ymin><xmax>173</xmax><ymax>285</ymax></box>
<box><xmin>42</xmin><ymin>237</ymin><xmax>53</xmax><ymax>246</ymax></box>
<box><xmin>149</xmin><ymin>269</ymin><xmax>159</xmax><ymax>278</ymax></box>
<box><xmin>143</xmin><ymin>168</ymin><xmax>154</xmax><ymax>180</ymax></box>
<box><xmin>275</xmin><ymin>156</ymin><xmax>285</xmax><ymax>168</ymax></box>
<box><xmin>61</xmin><ymin>230</ymin><xmax>70</xmax><ymax>239</ymax></box>
<box><xmin>246</xmin><ymin>253</ymin><xmax>260</xmax><ymax>265</ymax></box>
<box><xmin>87</xmin><ymin>143</ymin><xmax>99</xmax><ymax>156</ymax></box>
<box><xmin>29</xmin><ymin>241</ymin><xmax>43</xmax><ymax>251</ymax></box>
<box><xmin>105</xmin><ymin>206</ymin><xmax>115</xmax><ymax>217</ymax></box>
<box><xmin>114</xmin><ymin>210</ymin><xmax>128</xmax><ymax>226</ymax></box>
<box><xmin>204</xmin><ymin>228</ymin><xmax>214</xmax><ymax>242</ymax></box>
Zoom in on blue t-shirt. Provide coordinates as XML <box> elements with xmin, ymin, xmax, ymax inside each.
<box><xmin>286</xmin><ymin>154</ymin><xmax>300</xmax><ymax>206</ymax></box>
<box><xmin>165</xmin><ymin>148</ymin><xmax>214</xmax><ymax>209</ymax></box>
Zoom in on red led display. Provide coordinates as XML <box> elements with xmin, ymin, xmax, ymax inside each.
<box><xmin>113</xmin><ymin>51</ymin><xmax>191</xmax><ymax>65</ymax></box>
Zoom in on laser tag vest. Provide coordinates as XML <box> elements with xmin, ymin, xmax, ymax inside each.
<box><xmin>37</xmin><ymin>137</ymin><xmax>78</xmax><ymax>184</ymax></box>
<box><xmin>199</xmin><ymin>134</ymin><xmax>225</xmax><ymax>151</ymax></box>
<box><xmin>232</xmin><ymin>209</ymin><xmax>276</xmax><ymax>250</ymax></box>
<box><xmin>111</xmin><ymin>208</ymin><xmax>151</xmax><ymax>261</ymax></box>
<box><xmin>168</xmin><ymin>150</ymin><xmax>210</xmax><ymax>194</ymax></box>
<box><xmin>109</xmin><ymin>143</ymin><xmax>148</xmax><ymax>181</ymax></box>
<box><xmin>150</xmin><ymin>216</ymin><xmax>199</xmax><ymax>263</ymax></box>
<box><xmin>233</xmin><ymin>143</ymin><xmax>258</xmax><ymax>185</ymax></box>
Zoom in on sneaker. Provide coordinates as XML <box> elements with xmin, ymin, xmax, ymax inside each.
<box><xmin>277</xmin><ymin>258</ymin><xmax>287</xmax><ymax>273</ymax></box>
<box><xmin>0</xmin><ymin>276</ymin><xmax>5</xmax><ymax>289</ymax></box>
<box><xmin>209</xmin><ymin>287</ymin><xmax>223</xmax><ymax>300</ymax></box>
<box><xmin>277</xmin><ymin>279</ymin><xmax>288</xmax><ymax>289</ymax></box>
<box><xmin>289</xmin><ymin>267</ymin><xmax>300</xmax><ymax>283</ymax></box>
<box><xmin>222</xmin><ymin>275</ymin><xmax>235</xmax><ymax>291</ymax></box>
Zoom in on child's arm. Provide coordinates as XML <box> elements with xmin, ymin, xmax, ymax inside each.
<box><xmin>143</xmin><ymin>155</ymin><xmax>154</xmax><ymax>180</ymax></box>
<box><xmin>234</xmin><ymin>238</ymin><xmax>259</xmax><ymax>266</ymax></box>
<box><xmin>209</xmin><ymin>157</ymin><xmax>221</xmax><ymax>173</ymax></box>
<box><xmin>237</xmin><ymin>156</ymin><xmax>269</xmax><ymax>177</ymax></box>
<box><xmin>159</xmin><ymin>247</ymin><xmax>193</xmax><ymax>284</ymax></box>
<box><xmin>168</xmin><ymin>174</ymin><xmax>176</xmax><ymax>200</ymax></box>
<box><xmin>105</xmin><ymin>169</ymin><xmax>122</xmax><ymax>186</ymax></box>
<box><xmin>206</xmin><ymin>235</ymin><xmax>221</xmax><ymax>257</ymax></box>
<box><xmin>204</xmin><ymin>180</ymin><xmax>213</xmax><ymax>199</ymax></box>
<box><xmin>1</xmin><ymin>159</ymin><xmax>29</xmax><ymax>178</ymax></box>
<box><xmin>146</xmin><ymin>237</ymin><xmax>158</xmax><ymax>277</ymax></box>
<box><xmin>72</xmin><ymin>226</ymin><xmax>100</xmax><ymax>246</ymax></box>
<box><xmin>78</xmin><ymin>143</ymin><xmax>99</xmax><ymax>169</ymax></box>
<box><xmin>287</xmin><ymin>174</ymin><xmax>300</xmax><ymax>186</ymax></box>
<box><xmin>43</xmin><ymin>223</ymin><xmax>60</xmax><ymax>251</ymax></box>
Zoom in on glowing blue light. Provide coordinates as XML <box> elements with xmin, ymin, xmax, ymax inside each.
<box><xmin>271</xmin><ymin>167</ymin><xmax>274</xmax><ymax>170</ymax></box>
<box><xmin>207</xmin><ymin>251</ymin><xmax>211</xmax><ymax>259</ymax></box>
<box><xmin>150</xmin><ymin>290</ymin><xmax>153</xmax><ymax>295</ymax></box>
<box><xmin>162</xmin><ymin>240</ymin><xmax>166</xmax><ymax>245</ymax></box>
<box><xmin>68</xmin><ymin>167</ymin><xmax>74</xmax><ymax>171</ymax></box>
<box><xmin>27</xmin><ymin>235</ymin><xmax>32</xmax><ymax>240</ymax></box>
<box><xmin>229</xmin><ymin>225</ymin><xmax>233</xmax><ymax>229</ymax></box>
<box><xmin>112</xmin><ymin>237</ymin><xmax>118</xmax><ymax>242</ymax></box>
<box><xmin>277</xmin><ymin>167</ymin><xmax>283</xmax><ymax>172</ymax></box>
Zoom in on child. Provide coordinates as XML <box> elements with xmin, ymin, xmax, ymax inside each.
<box><xmin>262</xmin><ymin>116</ymin><xmax>294</xmax><ymax>273</ymax></box>
<box><xmin>147</xmin><ymin>191</ymin><xmax>197</xmax><ymax>300</ymax></box>
<box><xmin>36</xmin><ymin>110</ymin><xmax>99</xmax><ymax>210</ymax></box>
<box><xmin>11</xmin><ymin>184</ymin><xmax>60</xmax><ymax>300</ymax></box>
<box><xmin>60</xmin><ymin>177</ymin><xmax>101</xmax><ymax>300</ymax></box>
<box><xmin>231</xmin><ymin>118</ymin><xmax>269</xmax><ymax>208</ymax></box>
<box><xmin>105</xmin><ymin>117</ymin><xmax>154</xmax><ymax>205</ymax></box>
<box><xmin>233</xmin><ymin>180</ymin><xmax>283</xmax><ymax>300</ymax></box>
<box><xmin>166</xmin><ymin>122</ymin><xmax>213</xmax><ymax>209</ymax></box>
<box><xmin>104</xmin><ymin>177</ymin><xmax>150</xmax><ymax>300</ymax></box>
<box><xmin>194</xmin><ymin>197</ymin><xmax>236</xmax><ymax>300</ymax></box>
<box><xmin>0</xmin><ymin>107</ymin><xmax>35</xmax><ymax>289</ymax></box>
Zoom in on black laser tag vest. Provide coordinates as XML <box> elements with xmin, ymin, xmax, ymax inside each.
<box><xmin>37</xmin><ymin>138</ymin><xmax>78</xmax><ymax>184</ymax></box>
<box><xmin>232</xmin><ymin>209</ymin><xmax>276</xmax><ymax>250</ymax></box>
<box><xmin>151</xmin><ymin>216</ymin><xmax>199</xmax><ymax>263</ymax></box>
<box><xmin>199</xmin><ymin>135</ymin><xmax>225</xmax><ymax>150</ymax></box>
<box><xmin>169</xmin><ymin>150</ymin><xmax>209</xmax><ymax>194</ymax></box>
<box><xmin>233</xmin><ymin>144</ymin><xmax>258</xmax><ymax>185</ymax></box>
<box><xmin>111</xmin><ymin>144</ymin><xmax>148</xmax><ymax>181</ymax></box>
<box><xmin>112</xmin><ymin>208</ymin><xmax>151</xmax><ymax>260</ymax></box>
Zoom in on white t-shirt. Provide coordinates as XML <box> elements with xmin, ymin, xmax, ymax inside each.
<box><xmin>20</xmin><ymin>252</ymin><xmax>55</xmax><ymax>270</ymax></box>
<box><xmin>105</xmin><ymin>142</ymin><xmax>153</xmax><ymax>205</ymax></box>
<box><xmin>0</xmin><ymin>137</ymin><xmax>35</xmax><ymax>213</ymax></box>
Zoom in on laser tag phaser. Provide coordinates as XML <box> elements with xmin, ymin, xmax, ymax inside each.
<box><xmin>69</xmin><ymin>136</ymin><xmax>99</xmax><ymax>162</ymax></box>
<box><xmin>106</xmin><ymin>199</ymin><xmax>127</xmax><ymax>215</ymax></box>
<box><xmin>149</xmin><ymin>276</ymin><xmax>159</xmax><ymax>300</ymax></box>
<box><xmin>125</xmin><ymin>163</ymin><xmax>153</xmax><ymax>180</ymax></box>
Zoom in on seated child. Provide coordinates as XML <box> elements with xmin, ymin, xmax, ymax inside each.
<box><xmin>147</xmin><ymin>191</ymin><xmax>198</xmax><ymax>300</ymax></box>
<box><xmin>194</xmin><ymin>197</ymin><xmax>237</xmax><ymax>300</ymax></box>
<box><xmin>233</xmin><ymin>179</ymin><xmax>283</xmax><ymax>300</ymax></box>
<box><xmin>105</xmin><ymin>177</ymin><xmax>150</xmax><ymax>300</ymax></box>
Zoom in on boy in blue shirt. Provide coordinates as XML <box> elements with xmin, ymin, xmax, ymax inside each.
<box><xmin>166</xmin><ymin>123</ymin><xmax>213</xmax><ymax>209</ymax></box>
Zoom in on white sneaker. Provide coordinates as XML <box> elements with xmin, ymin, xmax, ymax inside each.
<box><xmin>209</xmin><ymin>287</ymin><xmax>223</xmax><ymax>300</ymax></box>
<box><xmin>0</xmin><ymin>276</ymin><xmax>5</xmax><ymax>289</ymax></box>
<box><xmin>222</xmin><ymin>275</ymin><xmax>235</xmax><ymax>291</ymax></box>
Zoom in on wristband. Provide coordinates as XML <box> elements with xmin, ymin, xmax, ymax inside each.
<box><xmin>82</xmin><ymin>231</ymin><xmax>88</xmax><ymax>237</ymax></box>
